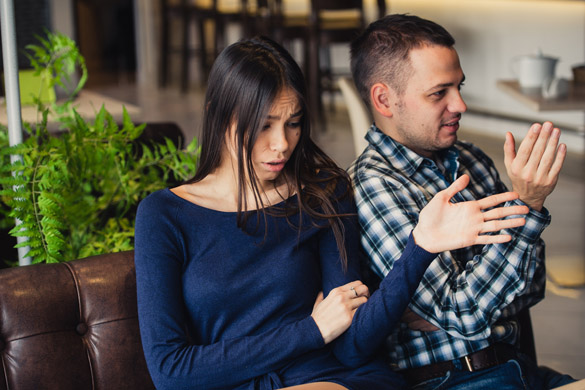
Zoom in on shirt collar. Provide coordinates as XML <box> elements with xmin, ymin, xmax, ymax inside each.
<box><xmin>365</xmin><ymin>124</ymin><xmax>460</xmax><ymax>179</ymax></box>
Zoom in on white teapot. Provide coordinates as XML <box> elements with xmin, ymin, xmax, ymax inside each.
<box><xmin>513</xmin><ymin>49</ymin><xmax>559</xmax><ymax>90</ymax></box>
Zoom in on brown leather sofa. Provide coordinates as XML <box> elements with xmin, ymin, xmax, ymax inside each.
<box><xmin>0</xmin><ymin>251</ymin><xmax>155</xmax><ymax>390</ymax></box>
<box><xmin>0</xmin><ymin>248</ymin><xmax>542</xmax><ymax>390</ymax></box>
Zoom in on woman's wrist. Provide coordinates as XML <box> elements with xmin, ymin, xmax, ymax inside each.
<box><xmin>412</xmin><ymin>225</ymin><xmax>436</xmax><ymax>254</ymax></box>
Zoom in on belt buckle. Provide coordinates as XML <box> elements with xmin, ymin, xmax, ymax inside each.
<box><xmin>463</xmin><ymin>355</ymin><xmax>474</xmax><ymax>372</ymax></box>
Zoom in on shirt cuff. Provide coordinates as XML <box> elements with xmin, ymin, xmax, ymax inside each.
<box><xmin>509</xmin><ymin>199</ymin><xmax>551</xmax><ymax>244</ymax></box>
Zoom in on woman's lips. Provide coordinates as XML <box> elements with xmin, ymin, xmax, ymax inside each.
<box><xmin>264</xmin><ymin>160</ymin><xmax>287</xmax><ymax>172</ymax></box>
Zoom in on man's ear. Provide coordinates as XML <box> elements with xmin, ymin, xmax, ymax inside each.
<box><xmin>370</xmin><ymin>83</ymin><xmax>394</xmax><ymax>118</ymax></box>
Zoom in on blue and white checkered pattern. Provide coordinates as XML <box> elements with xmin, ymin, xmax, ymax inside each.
<box><xmin>348</xmin><ymin>125</ymin><xmax>550</xmax><ymax>370</ymax></box>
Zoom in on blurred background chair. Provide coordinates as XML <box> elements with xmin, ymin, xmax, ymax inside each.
<box><xmin>307</xmin><ymin>0</ymin><xmax>386</xmax><ymax>128</ymax></box>
<box><xmin>159</xmin><ymin>0</ymin><xmax>210</xmax><ymax>92</ymax></box>
<box><xmin>159</xmin><ymin>0</ymin><xmax>388</xmax><ymax>101</ymax></box>
<box><xmin>271</xmin><ymin>0</ymin><xmax>311</xmax><ymax>72</ymax></box>
<box><xmin>338</xmin><ymin>76</ymin><xmax>370</xmax><ymax>157</ymax></box>
<box><xmin>210</xmin><ymin>0</ymin><xmax>253</xmax><ymax>57</ymax></box>
<box><xmin>159</xmin><ymin>0</ymin><xmax>251</xmax><ymax>92</ymax></box>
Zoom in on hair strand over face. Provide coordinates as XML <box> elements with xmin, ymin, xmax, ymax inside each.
<box><xmin>187</xmin><ymin>36</ymin><xmax>354</xmax><ymax>269</ymax></box>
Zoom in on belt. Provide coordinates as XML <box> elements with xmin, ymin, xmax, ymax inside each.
<box><xmin>401</xmin><ymin>343</ymin><xmax>518</xmax><ymax>385</ymax></box>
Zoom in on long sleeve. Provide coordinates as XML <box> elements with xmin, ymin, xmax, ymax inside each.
<box><xmin>134</xmin><ymin>192</ymin><xmax>325</xmax><ymax>390</ymax></box>
<box><xmin>316</xmin><ymin>192</ymin><xmax>437</xmax><ymax>367</ymax></box>
<box><xmin>332</xmin><ymin>235</ymin><xmax>436</xmax><ymax>367</ymax></box>
<box><xmin>352</xmin><ymin>162</ymin><xmax>549</xmax><ymax>341</ymax></box>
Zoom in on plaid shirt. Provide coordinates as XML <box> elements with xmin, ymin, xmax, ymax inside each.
<box><xmin>348</xmin><ymin>125</ymin><xmax>549</xmax><ymax>370</ymax></box>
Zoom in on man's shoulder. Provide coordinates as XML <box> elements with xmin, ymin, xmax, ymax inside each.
<box><xmin>349</xmin><ymin>146</ymin><xmax>406</xmax><ymax>184</ymax></box>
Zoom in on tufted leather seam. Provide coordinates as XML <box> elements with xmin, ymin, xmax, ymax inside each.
<box><xmin>2</xmin><ymin>354</ymin><xmax>9</xmax><ymax>390</ymax></box>
<box><xmin>0</xmin><ymin>329</ymin><xmax>86</xmax><ymax>342</ymax></box>
<box><xmin>63</xmin><ymin>262</ymin><xmax>83</xmax><ymax>325</ymax></box>
<box><xmin>63</xmin><ymin>262</ymin><xmax>96</xmax><ymax>390</ymax></box>
<box><xmin>85</xmin><ymin>347</ymin><xmax>96</xmax><ymax>390</ymax></box>
<box><xmin>88</xmin><ymin>316</ymin><xmax>139</xmax><ymax>327</ymax></box>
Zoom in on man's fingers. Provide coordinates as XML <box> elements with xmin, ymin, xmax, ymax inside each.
<box><xmin>547</xmin><ymin>143</ymin><xmax>567</xmax><ymax>180</ymax></box>
<box><xmin>536</xmin><ymin>126</ymin><xmax>561</xmax><ymax>174</ymax></box>
<box><xmin>503</xmin><ymin>132</ymin><xmax>516</xmax><ymax>169</ymax></box>
<box><xmin>475</xmin><ymin>234</ymin><xmax>513</xmax><ymax>245</ymax></box>
<box><xmin>441</xmin><ymin>174</ymin><xmax>470</xmax><ymax>200</ymax></box>
<box><xmin>482</xmin><ymin>205</ymin><xmax>529</xmax><ymax>221</ymax></box>
<box><xmin>480</xmin><ymin>217</ymin><xmax>526</xmax><ymax>234</ymax></box>
<box><xmin>476</xmin><ymin>191</ymin><xmax>519</xmax><ymax>210</ymax></box>
<box><xmin>525</xmin><ymin>122</ymin><xmax>553</xmax><ymax>170</ymax></box>
<box><xmin>514</xmin><ymin>123</ymin><xmax>541</xmax><ymax>166</ymax></box>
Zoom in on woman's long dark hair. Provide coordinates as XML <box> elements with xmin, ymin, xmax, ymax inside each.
<box><xmin>187</xmin><ymin>36</ymin><xmax>352</xmax><ymax>267</ymax></box>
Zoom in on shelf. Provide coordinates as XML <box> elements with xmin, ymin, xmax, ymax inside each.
<box><xmin>497</xmin><ymin>79</ymin><xmax>585</xmax><ymax>112</ymax></box>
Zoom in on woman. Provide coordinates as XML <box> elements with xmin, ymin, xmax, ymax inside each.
<box><xmin>134</xmin><ymin>37</ymin><xmax>528</xmax><ymax>390</ymax></box>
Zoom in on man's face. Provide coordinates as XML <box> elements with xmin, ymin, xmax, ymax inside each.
<box><xmin>389</xmin><ymin>45</ymin><xmax>467</xmax><ymax>159</ymax></box>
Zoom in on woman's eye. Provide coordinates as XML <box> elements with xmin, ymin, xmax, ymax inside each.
<box><xmin>287</xmin><ymin>121</ymin><xmax>301</xmax><ymax>129</ymax></box>
<box><xmin>262</xmin><ymin>123</ymin><xmax>271</xmax><ymax>131</ymax></box>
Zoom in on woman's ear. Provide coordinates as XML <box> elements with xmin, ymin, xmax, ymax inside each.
<box><xmin>370</xmin><ymin>83</ymin><xmax>394</xmax><ymax>118</ymax></box>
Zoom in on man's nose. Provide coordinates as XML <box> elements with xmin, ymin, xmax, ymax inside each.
<box><xmin>449</xmin><ymin>91</ymin><xmax>467</xmax><ymax>113</ymax></box>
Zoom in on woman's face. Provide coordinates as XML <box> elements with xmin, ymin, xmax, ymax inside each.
<box><xmin>248</xmin><ymin>87</ymin><xmax>302</xmax><ymax>188</ymax></box>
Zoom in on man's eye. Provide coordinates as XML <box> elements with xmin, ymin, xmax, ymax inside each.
<box><xmin>431</xmin><ymin>90</ymin><xmax>446</xmax><ymax>98</ymax></box>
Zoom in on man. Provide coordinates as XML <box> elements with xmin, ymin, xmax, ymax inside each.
<box><xmin>348</xmin><ymin>14</ymin><xmax>575</xmax><ymax>390</ymax></box>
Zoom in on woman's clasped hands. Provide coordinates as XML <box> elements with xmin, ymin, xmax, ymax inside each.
<box><xmin>412</xmin><ymin>174</ymin><xmax>529</xmax><ymax>254</ymax></box>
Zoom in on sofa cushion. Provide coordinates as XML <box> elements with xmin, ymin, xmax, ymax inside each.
<box><xmin>0</xmin><ymin>251</ymin><xmax>155</xmax><ymax>390</ymax></box>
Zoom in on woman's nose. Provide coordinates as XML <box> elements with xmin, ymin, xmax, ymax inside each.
<box><xmin>270</xmin><ymin>127</ymin><xmax>289</xmax><ymax>153</ymax></box>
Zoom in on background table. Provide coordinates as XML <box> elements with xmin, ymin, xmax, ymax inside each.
<box><xmin>0</xmin><ymin>90</ymin><xmax>141</xmax><ymax>127</ymax></box>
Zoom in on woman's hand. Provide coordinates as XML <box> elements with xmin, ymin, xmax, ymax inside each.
<box><xmin>311</xmin><ymin>281</ymin><xmax>369</xmax><ymax>344</ymax></box>
<box><xmin>412</xmin><ymin>174</ymin><xmax>529</xmax><ymax>254</ymax></box>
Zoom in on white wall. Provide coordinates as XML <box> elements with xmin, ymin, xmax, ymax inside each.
<box><xmin>377</xmin><ymin>0</ymin><xmax>585</xmax><ymax>132</ymax></box>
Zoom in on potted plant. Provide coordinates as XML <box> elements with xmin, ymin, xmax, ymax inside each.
<box><xmin>0</xmin><ymin>31</ymin><xmax>199</xmax><ymax>265</ymax></box>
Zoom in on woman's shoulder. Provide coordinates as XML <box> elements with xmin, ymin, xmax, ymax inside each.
<box><xmin>138</xmin><ymin>188</ymin><xmax>175</xmax><ymax>212</ymax></box>
<box><xmin>137</xmin><ymin>188</ymin><xmax>207</xmax><ymax>224</ymax></box>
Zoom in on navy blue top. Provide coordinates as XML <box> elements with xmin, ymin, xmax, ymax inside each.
<box><xmin>134</xmin><ymin>184</ymin><xmax>436</xmax><ymax>390</ymax></box>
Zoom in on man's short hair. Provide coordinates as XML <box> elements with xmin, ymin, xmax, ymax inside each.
<box><xmin>350</xmin><ymin>14</ymin><xmax>455</xmax><ymax>108</ymax></box>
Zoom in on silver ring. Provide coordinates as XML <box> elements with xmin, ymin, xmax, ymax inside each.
<box><xmin>350</xmin><ymin>286</ymin><xmax>358</xmax><ymax>298</ymax></box>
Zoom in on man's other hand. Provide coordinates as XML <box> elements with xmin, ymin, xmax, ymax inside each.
<box><xmin>504</xmin><ymin>122</ymin><xmax>566</xmax><ymax>211</ymax></box>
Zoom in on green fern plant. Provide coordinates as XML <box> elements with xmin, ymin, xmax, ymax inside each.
<box><xmin>0</xmin><ymin>31</ymin><xmax>199</xmax><ymax>264</ymax></box>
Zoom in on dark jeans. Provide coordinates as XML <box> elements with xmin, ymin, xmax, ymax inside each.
<box><xmin>410</xmin><ymin>352</ymin><xmax>576</xmax><ymax>390</ymax></box>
